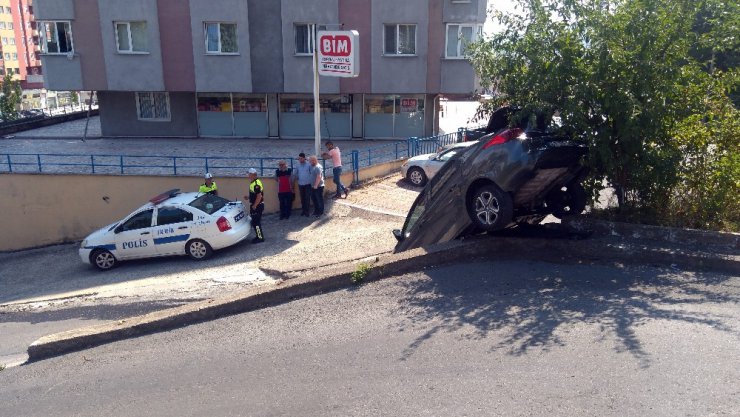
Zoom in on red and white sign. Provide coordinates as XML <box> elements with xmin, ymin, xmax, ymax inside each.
<box><xmin>317</xmin><ymin>30</ymin><xmax>359</xmax><ymax>78</ymax></box>
<box><xmin>400</xmin><ymin>98</ymin><xmax>418</xmax><ymax>112</ymax></box>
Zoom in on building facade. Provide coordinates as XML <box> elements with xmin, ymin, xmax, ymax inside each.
<box><xmin>34</xmin><ymin>0</ymin><xmax>486</xmax><ymax>138</ymax></box>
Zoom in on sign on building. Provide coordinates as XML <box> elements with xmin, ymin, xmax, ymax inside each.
<box><xmin>317</xmin><ymin>30</ymin><xmax>359</xmax><ymax>77</ymax></box>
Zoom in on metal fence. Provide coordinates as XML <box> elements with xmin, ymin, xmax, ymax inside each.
<box><xmin>0</xmin><ymin>129</ymin><xmax>468</xmax><ymax>183</ymax></box>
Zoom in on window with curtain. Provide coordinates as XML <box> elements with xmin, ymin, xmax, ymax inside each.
<box><xmin>384</xmin><ymin>24</ymin><xmax>416</xmax><ymax>55</ymax></box>
<box><xmin>445</xmin><ymin>23</ymin><xmax>482</xmax><ymax>58</ymax></box>
<box><xmin>294</xmin><ymin>23</ymin><xmax>327</xmax><ymax>55</ymax></box>
<box><xmin>115</xmin><ymin>21</ymin><xmax>148</xmax><ymax>53</ymax></box>
<box><xmin>204</xmin><ymin>22</ymin><xmax>238</xmax><ymax>54</ymax></box>
<box><xmin>40</xmin><ymin>21</ymin><xmax>73</xmax><ymax>54</ymax></box>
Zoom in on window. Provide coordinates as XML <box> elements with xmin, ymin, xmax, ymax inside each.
<box><xmin>14</xmin><ymin>68</ymin><xmax>20</xmax><ymax>74</ymax></box>
<box><xmin>204</xmin><ymin>22</ymin><xmax>237</xmax><ymax>54</ymax></box>
<box><xmin>3</xmin><ymin>53</ymin><xmax>9</xmax><ymax>60</ymax></box>
<box><xmin>40</xmin><ymin>21</ymin><xmax>73</xmax><ymax>54</ymax></box>
<box><xmin>156</xmin><ymin>207</ymin><xmax>193</xmax><ymax>226</ymax></box>
<box><xmin>4</xmin><ymin>7</ymin><xmax>10</xmax><ymax>13</ymax></box>
<box><xmin>120</xmin><ymin>210</ymin><xmax>154</xmax><ymax>232</ymax></box>
<box><xmin>189</xmin><ymin>194</ymin><xmax>230</xmax><ymax>215</ymax></box>
<box><xmin>7</xmin><ymin>22</ymin><xmax>12</xmax><ymax>29</ymax></box>
<box><xmin>384</xmin><ymin>24</ymin><xmax>416</xmax><ymax>55</ymax></box>
<box><xmin>294</xmin><ymin>23</ymin><xmax>326</xmax><ymax>55</ymax></box>
<box><xmin>9</xmin><ymin>38</ymin><xmax>14</xmax><ymax>45</ymax></box>
<box><xmin>115</xmin><ymin>21</ymin><xmax>147</xmax><ymax>53</ymax></box>
<box><xmin>0</xmin><ymin>69</ymin><xmax>4</xmax><ymax>75</ymax></box>
<box><xmin>1</xmin><ymin>38</ymin><xmax>6</xmax><ymax>45</ymax></box>
<box><xmin>0</xmin><ymin>22</ymin><xmax>5</xmax><ymax>29</ymax></box>
<box><xmin>445</xmin><ymin>24</ymin><xmax>482</xmax><ymax>58</ymax></box>
<box><xmin>11</xmin><ymin>53</ymin><xmax>17</xmax><ymax>60</ymax></box>
<box><xmin>136</xmin><ymin>92</ymin><xmax>170</xmax><ymax>121</ymax></box>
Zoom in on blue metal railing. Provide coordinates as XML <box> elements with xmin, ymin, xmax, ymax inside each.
<box><xmin>0</xmin><ymin>130</ymin><xmax>470</xmax><ymax>183</ymax></box>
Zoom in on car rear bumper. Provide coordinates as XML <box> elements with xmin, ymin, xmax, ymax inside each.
<box><xmin>208</xmin><ymin>217</ymin><xmax>252</xmax><ymax>250</ymax></box>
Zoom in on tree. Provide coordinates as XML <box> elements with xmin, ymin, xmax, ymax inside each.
<box><xmin>0</xmin><ymin>73</ymin><xmax>22</xmax><ymax>122</ymax></box>
<box><xmin>468</xmin><ymin>0</ymin><xmax>739</xmax><ymax>230</ymax></box>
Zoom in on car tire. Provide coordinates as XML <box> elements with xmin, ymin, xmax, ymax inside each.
<box><xmin>467</xmin><ymin>184</ymin><xmax>513</xmax><ymax>232</ymax></box>
<box><xmin>547</xmin><ymin>182</ymin><xmax>587</xmax><ymax>219</ymax></box>
<box><xmin>407</xmin><ymin>167</ymin><xmax>428</xmax><ymax>187</ymax></box>
<box><xmin>186</xmin><ymin>239</ymin><xmax>213</xmax><ymax>260</ymax></box>
<box><xmin>91</xmin><ymin>249</ymin><xmax>117</xmax><ymax>271</ymax></box>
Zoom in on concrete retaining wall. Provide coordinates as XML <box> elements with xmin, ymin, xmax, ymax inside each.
<box><xmin>0</xmin><ymin>159</ymin><xmax>405</xmax><ymax>252</ymax></box>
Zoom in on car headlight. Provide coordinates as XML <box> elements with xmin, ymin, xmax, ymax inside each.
<box><xmin>81</xmin><ymin>239</ymin><xmax>88</xmax><ymax>248</ymax></box>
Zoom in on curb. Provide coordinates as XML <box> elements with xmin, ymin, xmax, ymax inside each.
<box><xmin>25</xmin><ymin>227</ymin><xmax>739</xmax><ymax>364</ymax></box>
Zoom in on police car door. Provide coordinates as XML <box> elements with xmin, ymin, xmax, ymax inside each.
<box><xmin>154</xmin><ymin>206</ymin><xmax>194</xmax><ymax>255</ymax></box>
<box><xmin>113</xmin><ymin>209</ymin><xmax>155</xmax><ymax>259</ymax></box>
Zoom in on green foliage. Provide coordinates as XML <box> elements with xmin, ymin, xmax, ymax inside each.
<box><xmin>468</xmin><ymin>0</ymin><xmax>739</xmax><ymax>231</ymax></box>
<box><xmin>351</xmin><ymin>263</ymin><xmax>372</xmax><ymax>285</ymax></box>
<box><xmin>0</xmin><ymin>73</ymin><xmax>22</xmax><ymax>122</ymax></box>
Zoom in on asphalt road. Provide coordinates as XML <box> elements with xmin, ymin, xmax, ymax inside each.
<box><xmin>2</xmin><ymin>260</ymin><xmax>738</xmax><ymax>416</ymax></box>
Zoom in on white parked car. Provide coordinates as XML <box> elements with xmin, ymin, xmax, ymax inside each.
<box><xmin>400</xmin><ymin>141</ymin><xmax>478</xmax><ymax>186</ymax></box>
<box><xmin>80</xmin><ymin>189</ymin><xmax>251</xmax><ymax>270</ymax></box>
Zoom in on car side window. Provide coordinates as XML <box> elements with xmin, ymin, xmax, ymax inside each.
<box><xmin>157</xmin><ymin>207</ymin><xmax>193</xmax><ymax>226</ymax></box>
<box><xmin>438</xmin><ymin>148</ymin><xmax>460</xmax><ymax>162</ymax></box>
<box><xmin>120</xmin><ymin>209</ymin><xmax>153</xmax><ymax>232</ymax></box>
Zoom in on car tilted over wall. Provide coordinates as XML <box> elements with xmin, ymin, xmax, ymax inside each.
<box><xmin>394</xmin><ymin>107</ymin><xmax>588</xmax><ymax>252</ymax></box>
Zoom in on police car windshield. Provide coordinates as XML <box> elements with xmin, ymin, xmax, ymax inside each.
<box><xmin>189</xmin><ymin>194</ymin><xmax>230</xmax><ymax>215</ymax></box>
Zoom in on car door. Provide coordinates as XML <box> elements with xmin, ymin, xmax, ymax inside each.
<box><xmin>113</xmin><ymin>209</ymin><xmax>155</xmax><ymax>259</ymax></box>
<box><xmin>153</xmin><ymin>206</ymin><xmax>195</xmax><ymax>255</ymax></box>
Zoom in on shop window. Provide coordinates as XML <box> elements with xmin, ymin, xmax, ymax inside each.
<box><xmin>197</xmin><ymin>93</ymin><xmax>234</xmax><ymax>136</ymax></box>
<box><xmin>136</xmin><ymin>92</ymin><xmax>170</xmax><ymax>121</ymax></box>
<box><xmin>384</xmin><ymin>24</ymin><xmax>416</xmax><ymax>55</ymax></box>
<box><xmin>280</xmin><ymin>97</ymin><xmax>314</xmax><ymax>113</ymax></box>
<box><xmin>365</xmin><ymin>95</ymin><xmax>424</xmax><ymax>138</ymax></box>
<box><xmin>233</xmin><ymin>93</ymin><xmax>268</xmax><ymax>137</ymax></box>
<box><xmin>446</xmin><ymin>24</ymin><xmax>482</xmax><ymax>58</ymax></box>
<box><xmin>115</xmin><ymin>21</ymin><xmax>148</xmax><ymax>54</ymax></box>
<box><xmin>205</xmin><ymin>22</ymin><xmax>238</xmax><ymax>54</ymax></box>
<box><xmin>40</xmin><ymin>21</ymin><xmax>73</xmax><ymax>54</ymax></box>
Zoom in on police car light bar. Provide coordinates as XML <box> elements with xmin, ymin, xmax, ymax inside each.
<box><xmin>149</xmin><ymin>188</ymin><xmax>181</xmax><ymax>205</ymax></box>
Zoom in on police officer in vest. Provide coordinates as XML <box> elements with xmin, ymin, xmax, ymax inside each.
<box><xmin>199</xmin><ymin>173</ymin><xmax>218</xmax><ymax>195</ymax></box>
<box><xmin>244</xmin><ymin>168</ymin><xmax>265</xmax><ymax>244</ymax></box>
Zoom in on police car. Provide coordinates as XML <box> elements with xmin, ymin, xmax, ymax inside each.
<box><xmin>79</xmin><ymin>189</ymin><xmax>251</xmax><ymax>270</ymax></box>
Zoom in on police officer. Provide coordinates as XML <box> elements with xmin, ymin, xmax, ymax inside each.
<box><xmin>199</xmin><ymin>173</ymin><xmax>218</xmax><ymax>195</ymax></box>
<box><xmin>244</xmin><ymin>168</ymin><xmax>265</xmax><ymax>244</ymax></box>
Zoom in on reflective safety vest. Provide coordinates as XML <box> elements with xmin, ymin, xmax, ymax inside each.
<box><xmin>199</xmin><ymin>181</ymin><xmax>218</xmax><ymax>194</ymax></box>
<box><xmin>249</xmin><ymin>178</ymin><xmax>264</xmax><ymax>205</ymax></box>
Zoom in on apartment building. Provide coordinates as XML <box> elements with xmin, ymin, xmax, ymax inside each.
<box><xmin>35</xmin><ymin>0</ymin><xmax>486</xmax><ymax>138</ymax></box>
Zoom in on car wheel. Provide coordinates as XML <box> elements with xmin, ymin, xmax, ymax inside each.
<box><xmin>186</xmin><ymin>239</ymin><xmax>213</xmax><ymax>260</ymax></box>
<box><xmin>467</xmin><ymin>184</ymin><xmax>513</xmax><ymax>231</ymax></box>
<box><xmin>407</xmin><ymin>167</ymin><xmax>428</xmax><ymax>187</ymax></box>
<box><xmin>91</xmin><ymin>249</ymin><xmax>117</xmax><ymax>271</ymax></box>
<box><xmin>547</xmin><ymin>182</ymin><xmax>587</xmax><ymax>219</ymax></box>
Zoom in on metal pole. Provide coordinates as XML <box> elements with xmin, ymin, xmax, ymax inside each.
<box><xmin>82</xmin><ymin>91</ymin><xmax>94</xmax><ymax>142</ymax></box>
<box><xmin>312</xmin><ymin>24</ymin><xmax>321</xmax><ymax>157</ymax></box>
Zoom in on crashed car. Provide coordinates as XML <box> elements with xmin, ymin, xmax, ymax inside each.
<box><xmin>401</xmin><ymin>141</ymin><xmax>478</xmax><ymax>186</ymax></box>
<box><xmin>394</xmin><ymin>108</ymin><xmax>588</xmax><ymax>252</ymax></box>
<box><xmin>80</xmin><ymin>189</ymin><xmax>251</xmax><ymax>270</ymax></box>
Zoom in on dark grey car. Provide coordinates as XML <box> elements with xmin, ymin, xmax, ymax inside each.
<box><xmin>394</xmin><ymin>115</ymin><xmax>588</xmax><ymax>252</ymax></box>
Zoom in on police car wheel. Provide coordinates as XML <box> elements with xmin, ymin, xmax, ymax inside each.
<box><xmin>186</xmin><ymin>239</ymin><xmax>212</xmax><ymax>260</ymax></box>
<box><xmin>91</xmin><ymin>249</ymin><xmax>117</xmax><ymax>271</ymax></box>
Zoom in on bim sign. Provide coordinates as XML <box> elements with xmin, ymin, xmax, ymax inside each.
<box><xmin>317</xmin><ymin>30</ymin><xmax>360</xmax><ymax>77</ymax></box>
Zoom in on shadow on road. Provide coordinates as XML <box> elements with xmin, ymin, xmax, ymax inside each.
<box><xmin>393</xmin><ymin>260</ymin><xmax>739</xmax><ymax>367</ymax></box>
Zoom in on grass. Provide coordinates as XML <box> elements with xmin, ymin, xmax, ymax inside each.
<box><xmin>351</xmin><ymin>263</ymin><xmax>372</xmax><ymax>285</ymax></box>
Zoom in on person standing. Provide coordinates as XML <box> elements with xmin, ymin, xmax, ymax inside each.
<box><xmin>321</xmin><ymin>141</ymin><xmax>349</xmax><ymax>199</ymax></box>
<box><xmin>244</xmin><ymin>168</ymin><xmax>265</xmax><ymax>243</ymax></box>
<box><xmin>199</xmin><ymin>173</ymin><xmax>218</xmax><ymax>195</ymax></box>
<box><xmin>308</xmin><ymin>155</ymin><xmax>325</xmax><ymax>217</ymax></box>
<box><xmin>275</xmin><ymin>160</ymin><xmax>294</xmax><ymax>220</ymax></box>
<box><xmin>294</xmin><ymin>152</ymin><xmax>312</xmax><ymax>217</ymax></box>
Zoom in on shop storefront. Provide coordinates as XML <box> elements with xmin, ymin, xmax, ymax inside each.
<box><xmin>197</xmin><ymin>93</ymin><xmax>269</xmax><ymax>137</ymax></box>
<box><xmin>279</xmin><ymin>94</ymin><xmax>352</xmax><ymax>138</ymax></box>
<box><xmin>364</xmin><ymin>94</ymin><xmax>425</xmax><ymax>139</ymax></box>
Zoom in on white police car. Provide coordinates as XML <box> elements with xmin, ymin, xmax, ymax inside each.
<box><xmin>80</xmin><ymin>189</ymin><xmax>251</xmax><ymax>270</ymax></box>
